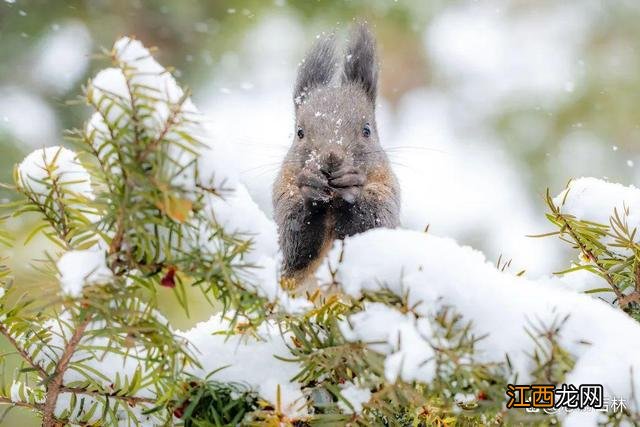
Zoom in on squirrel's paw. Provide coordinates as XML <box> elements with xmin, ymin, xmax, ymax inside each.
<box><xmin>297</xmin><ymin>168</ymin><xmax>331</xmax><ymax>205</ymax></box>
<box><xmin>329</xmin><ymin>167</ymin><xmax>365</xmax><ymax>204</ymax></box>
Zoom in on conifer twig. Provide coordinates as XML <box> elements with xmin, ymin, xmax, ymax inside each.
<box><xmin>42</xmin><ymin>316</ymin><xmax>92</xmax><ymax>427</ymax></box>
<box><xmin>0</xmin><ymin>323</ymin><xmax>48</xmax><ymax>380</ymax></box>
<box><xmin>0</xmin><ymin>396</ymin><xmax>42</xmax><ymax>410</ymax></box>
<box><xmin>59</xmin><ymin>386</ymin><xmax>155</xmax><ymax>406</ymax></box>
<box><xmin>555</xmin><ymin>212</ymin><xmax>625</xmax><ymax>302</ymax></box>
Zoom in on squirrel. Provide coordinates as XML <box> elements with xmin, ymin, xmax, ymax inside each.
<box><xmin>272</xmin><ymin>23</ymin><xmax>400</xmax><ymax>283</ymax></box>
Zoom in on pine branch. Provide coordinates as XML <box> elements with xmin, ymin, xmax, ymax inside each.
<box><xmin>0</xmin><ymin>323</ymin><xmax>48</xmax><ymax>380</ymax></box>
<box><xmin>119</xmin><ymin>63</ymin><xmax>143</xmax><ymax>147</ymax></box>
<box><xmin>42</xmin><ymin>315</ymin><xmax>92</xmax><ymax>427</ymax></box>
<box><xmin>137</xmin><ymin>91</ymin><xmax>191</xmax><ymax>163</ymax></box>
<box><xmin>0</xmin><ymin>396</ymin><xmax>42</xmax><ymax>411</ymax></box>
<box><xmin>20</xmin><ymin>190</ymin><xmax>71</xmax><ymax>250</ymax></box>
<box><xmin>552</xmin><ymin>206</ymin><xmax>625</xmax><ymax>302</ymax></box>
<box><xmin>59</xmin><ymin>386</ymin><xmax>155</xmax><ymax>406</ymax></box>
<box><xmin>108</xmin><ymin>206</ymin><xmax>126</xmax><ymax>266</ymax></box>
<box><xmin>49</xmin><ymin>174</ymin><xmax>72</xmax><ymax>246</ymax></box>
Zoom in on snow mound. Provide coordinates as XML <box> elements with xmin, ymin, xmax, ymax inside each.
<box><xmin>319</xmin><ymin>228</ymin><xmax>640</xmax><ymax>425</ymax></box>
<box><xmin>57</xmin><ymin>247</ymin><xmax>113</xmax><ymax>297</ymax></box>
<box><xmin>178</xmin><ymin>315</ymin><xmax>305</xmax><ymax>417</ymax></box>
<box><xmin>554</xmin><ymin>177</ymin><xmax>640</xmax><ymax>226</ymax></box>
<box><xmin>17</xmin><ymin>146</ymin><xmax>93</xmax><ymax>201</ymax></box>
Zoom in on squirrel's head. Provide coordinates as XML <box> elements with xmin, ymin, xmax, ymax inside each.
<box><xmin>289</xmin><ymin>24</ymin><xmax>386</xmax><ymax>178</ymax></box>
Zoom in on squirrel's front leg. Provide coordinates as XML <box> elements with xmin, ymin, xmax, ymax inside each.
<box><xmin>331</xmin><ymin>166</ymin><xmax>400</xmax><ymax>238</ymax></box>
<box><xmin>273</xmin><ymin>167</ymin><xmax>333</xmax><ymax>280</ymax></box>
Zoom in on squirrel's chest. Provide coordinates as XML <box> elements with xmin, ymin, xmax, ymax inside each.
<box><xmin>319</xmin><ymin>205</ymin><xmax>377</xmax><ymax>241</ymax></box>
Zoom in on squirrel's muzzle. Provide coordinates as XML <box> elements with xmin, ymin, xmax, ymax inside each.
<box><xmin>319</xmin><ymin>148</ymin><xmax>345</xmax><ymax>176</ymax></box>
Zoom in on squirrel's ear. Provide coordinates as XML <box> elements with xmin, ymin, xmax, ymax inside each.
<box><xmin>294</xmin><ymin>34</ymin><xmax>337</xmax><ymax>107</ymax></box>
<box><xmin>342</xmin><ymin>23</ymin><xmax>378</xmax><ymax>104</ymax></box>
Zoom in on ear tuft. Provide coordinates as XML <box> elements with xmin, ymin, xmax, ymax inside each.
<box><xmin>294</xmin><ymin>34</ymin><xmax>337</xmax><ymax>107</ymax></box>
<box><xmin>342</xmin><ymin>22</ymin><xmax>378</xmax><ymax>103</ymax></box>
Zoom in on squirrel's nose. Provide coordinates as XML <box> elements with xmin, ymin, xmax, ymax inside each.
<box><xmin>320</xmin><ymin>149</ymin><xmax>344</xmax><ymax>175</ymax></box>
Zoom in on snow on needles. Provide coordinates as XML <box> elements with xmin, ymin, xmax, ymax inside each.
<box><xmin>554</xmin><ymin>177</ymin><xmax>640</xmax><ymax>227</ymax></box>
<box><xmin>32</xmin><ymin>311</ymin><xmax>169</xmax><ymax>425</ymax></box>
<box><xmin>88</xmin><ymin>37</ymin><xmax>202</xmax><ymax>190</ymax></box>
<box><xmin>553</xmin><ymin>177</ymin><xmax>640</xmax><ymax>263</ymax></box>
<box><xmin>17</xmin><ymin>146</ymin><xmax>93</xmax><ymax>201</ymax></box>
<box><xmin>337</xmin><ymin>383</ymin><xmax>371</xmax><ymax>414</ymax></box>
<box><xmin>57</xmin><ymin>247</ymin><xmax>113</xmax><ymax>297</ymax></box>
<box><xmin>318</xmin><ymin>228</ymin><xmax>640</xmax><ymax>426</ymax></box>
<box><xmin>178</xmin><ymin>314</ymin><xmax>305</xmax><ymax>416</ymax></box>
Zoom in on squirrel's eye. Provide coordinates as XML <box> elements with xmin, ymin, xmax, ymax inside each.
<box><xmin>297</xmin><ymin>127</ymin><xmax>304</xmax><ymax>139</ymax></box>
<box><xmin>362</xmin><ymin>123</ymin><xmax>371</xmax><ymax>138</ymax></box>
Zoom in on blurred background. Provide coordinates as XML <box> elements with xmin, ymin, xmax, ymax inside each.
<box><xmin>1</xmin><ymin>0</ymin><xmax>640</xmax><ymax>423</ymax></box>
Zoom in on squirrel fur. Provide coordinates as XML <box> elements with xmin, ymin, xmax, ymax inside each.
<box><xmin>272</xmin><ymin>23</ymin><xmax>400</xmax><ymax>283</ymax></box>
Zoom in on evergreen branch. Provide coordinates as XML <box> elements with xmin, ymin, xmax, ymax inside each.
<box><xmin>42</xmin><ymin>315</ymin><xmax>92</xmax><ymax>427</ymax></box>
<box><xmin>108</xmin><ymin>206</ymin><xmax>126</xmax><ymax>266</ymax></box>
<box><xmin>635</xmin><ymin>260</ymin><xmax>640</xmax><ymax>294</ymax></box>
<box><xmin>0</xmin><ymin>396</ymin><xmax>42</xmax><ymax>411</ymax></box>
<box><xmin>137</xmin><ymin>91</ymin><xmax>191</xmax><ymax>163</ymax></box>
<box><xmin>81</xmin><ymin>106</ymin><xmax>118</xmax><ymax>193</ymax></box>
<box><xmin>49</xmin><ymin>175</ymin><xmax>71</xmax><ymax>245</ymax></box>
<box><xmin>119</xmin><ymin>64</ymin><xmax>143</xmax><ymax>146</ymax></box>
<box><xmin>59</xmin><ymin>386</ymin><xmax>155</xmax><ymax>406</ymax></box>
<box><xmin>19</xmin><ymin>190</ymin><xmax>70</xmax><ymax>250</ymax></box>
<box><xmin>547</xmin><ymin>191</ymin><xmax>625</xmax><ymax>302</ymax></box>
<box><xmin>619</xmin><ymin>292</ymin><xmax>640</xmax><ymax>307</ymax></box>
<box><xmin>561</xmin><ymin>218</ymin><xmax>625</xmax><ymax>302</ymax></box>
<box><xmin>85</xmin><ymin>93</ymin><xmax>132</xmax><ymax>192</ymax></box>
<box><xmin>559</xmin><ymin>219</ymin><xmax>624</xmax><ymax>301</ymax></box>
<box><xmin>0</xmin><ymin>323</ymin><xmax>48</xmax><ymax>380</ymax></box>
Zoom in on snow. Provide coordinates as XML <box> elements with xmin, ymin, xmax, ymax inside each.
<box><xmin>31</xmin><ymin>21</ymin><xmax>92</xmax><ymax>93</ymax></box>
<box><xmin>203</xmin><ymin>183</ymin><xmax>311</xmax><ymax>313</ymax></box>
<box><xmin>454</xmin><ymin>392</ymin><xmax>476</xmax><ymax>405</ymax></box>
<box><xmin>553</xmin><ymin>177</ymin><xmax>640</xmax><ymax>263</ymax></box>
<box><xmin>426</xmin><ymin>1</ymin><xmax>593</xmax><ymax>107</ymax></box>
<box><xmin>57</xmin><ymin>247</ymin><xmax>113</xmax><ymax>297</ymax></box>
<box><xmin>0</xmin><ymin>87</ymin><xmax>58</xmax><ymax>148</ymax></box>
<box><xmin>90</xmin><ymin>68</ymin><xmax>130</xmax><ymax>107</ymax></box>
<box><xmin>337</xmin><ymin>383</ymin><xmax>371</xmax><ymax>414</ymax></box>
<box><xmin>10</xmin><ymin>381</ymin><xmax>45</xmax><ymax>404</ymax></box>
<box><xmin>88</xmin><ymin>37</ymin><xmax>202</xmax><ymax>191</ymax></box>
<box><xmin>178</xmin><ymin>314</ymin><xmax>305</xmax><ymax>417</ymax></box>
<box><xmin>27</xmin><ymin>310</ymin><xmax>170</xmax><ymax>424</ymax></box>
<box><xmin>17</xmin><ymin>146</ymin><xmax>93</xmax><ymax>201</ymax></box>
<box><xmin>111</xmin><ymin>37</ymin><xmax>201</xmax><ymax>134</ymax></box>
<box><xmin>316</xmin><ymin>228</ymin><xmax>640</xmax><ymax>425</ymax></box>
<box><xmin>340</xmin><ymin>302</ymin><xmax>436</xmax><ymax>384</ymax></box>
<box><xmin>553</xmin><ymin>177</ymin><xmax>640</xmax><ymax>227</ymax></box>
<box><xmin>167</xmin><ymin>168</ymin><xmax>640</xmax><ymax>422</ymax></box>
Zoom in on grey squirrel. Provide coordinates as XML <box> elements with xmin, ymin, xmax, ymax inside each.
<box><xmin>272</xmin><ymin>23</ymin><xmax>400</xmax><ymax>282</ymax></box>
